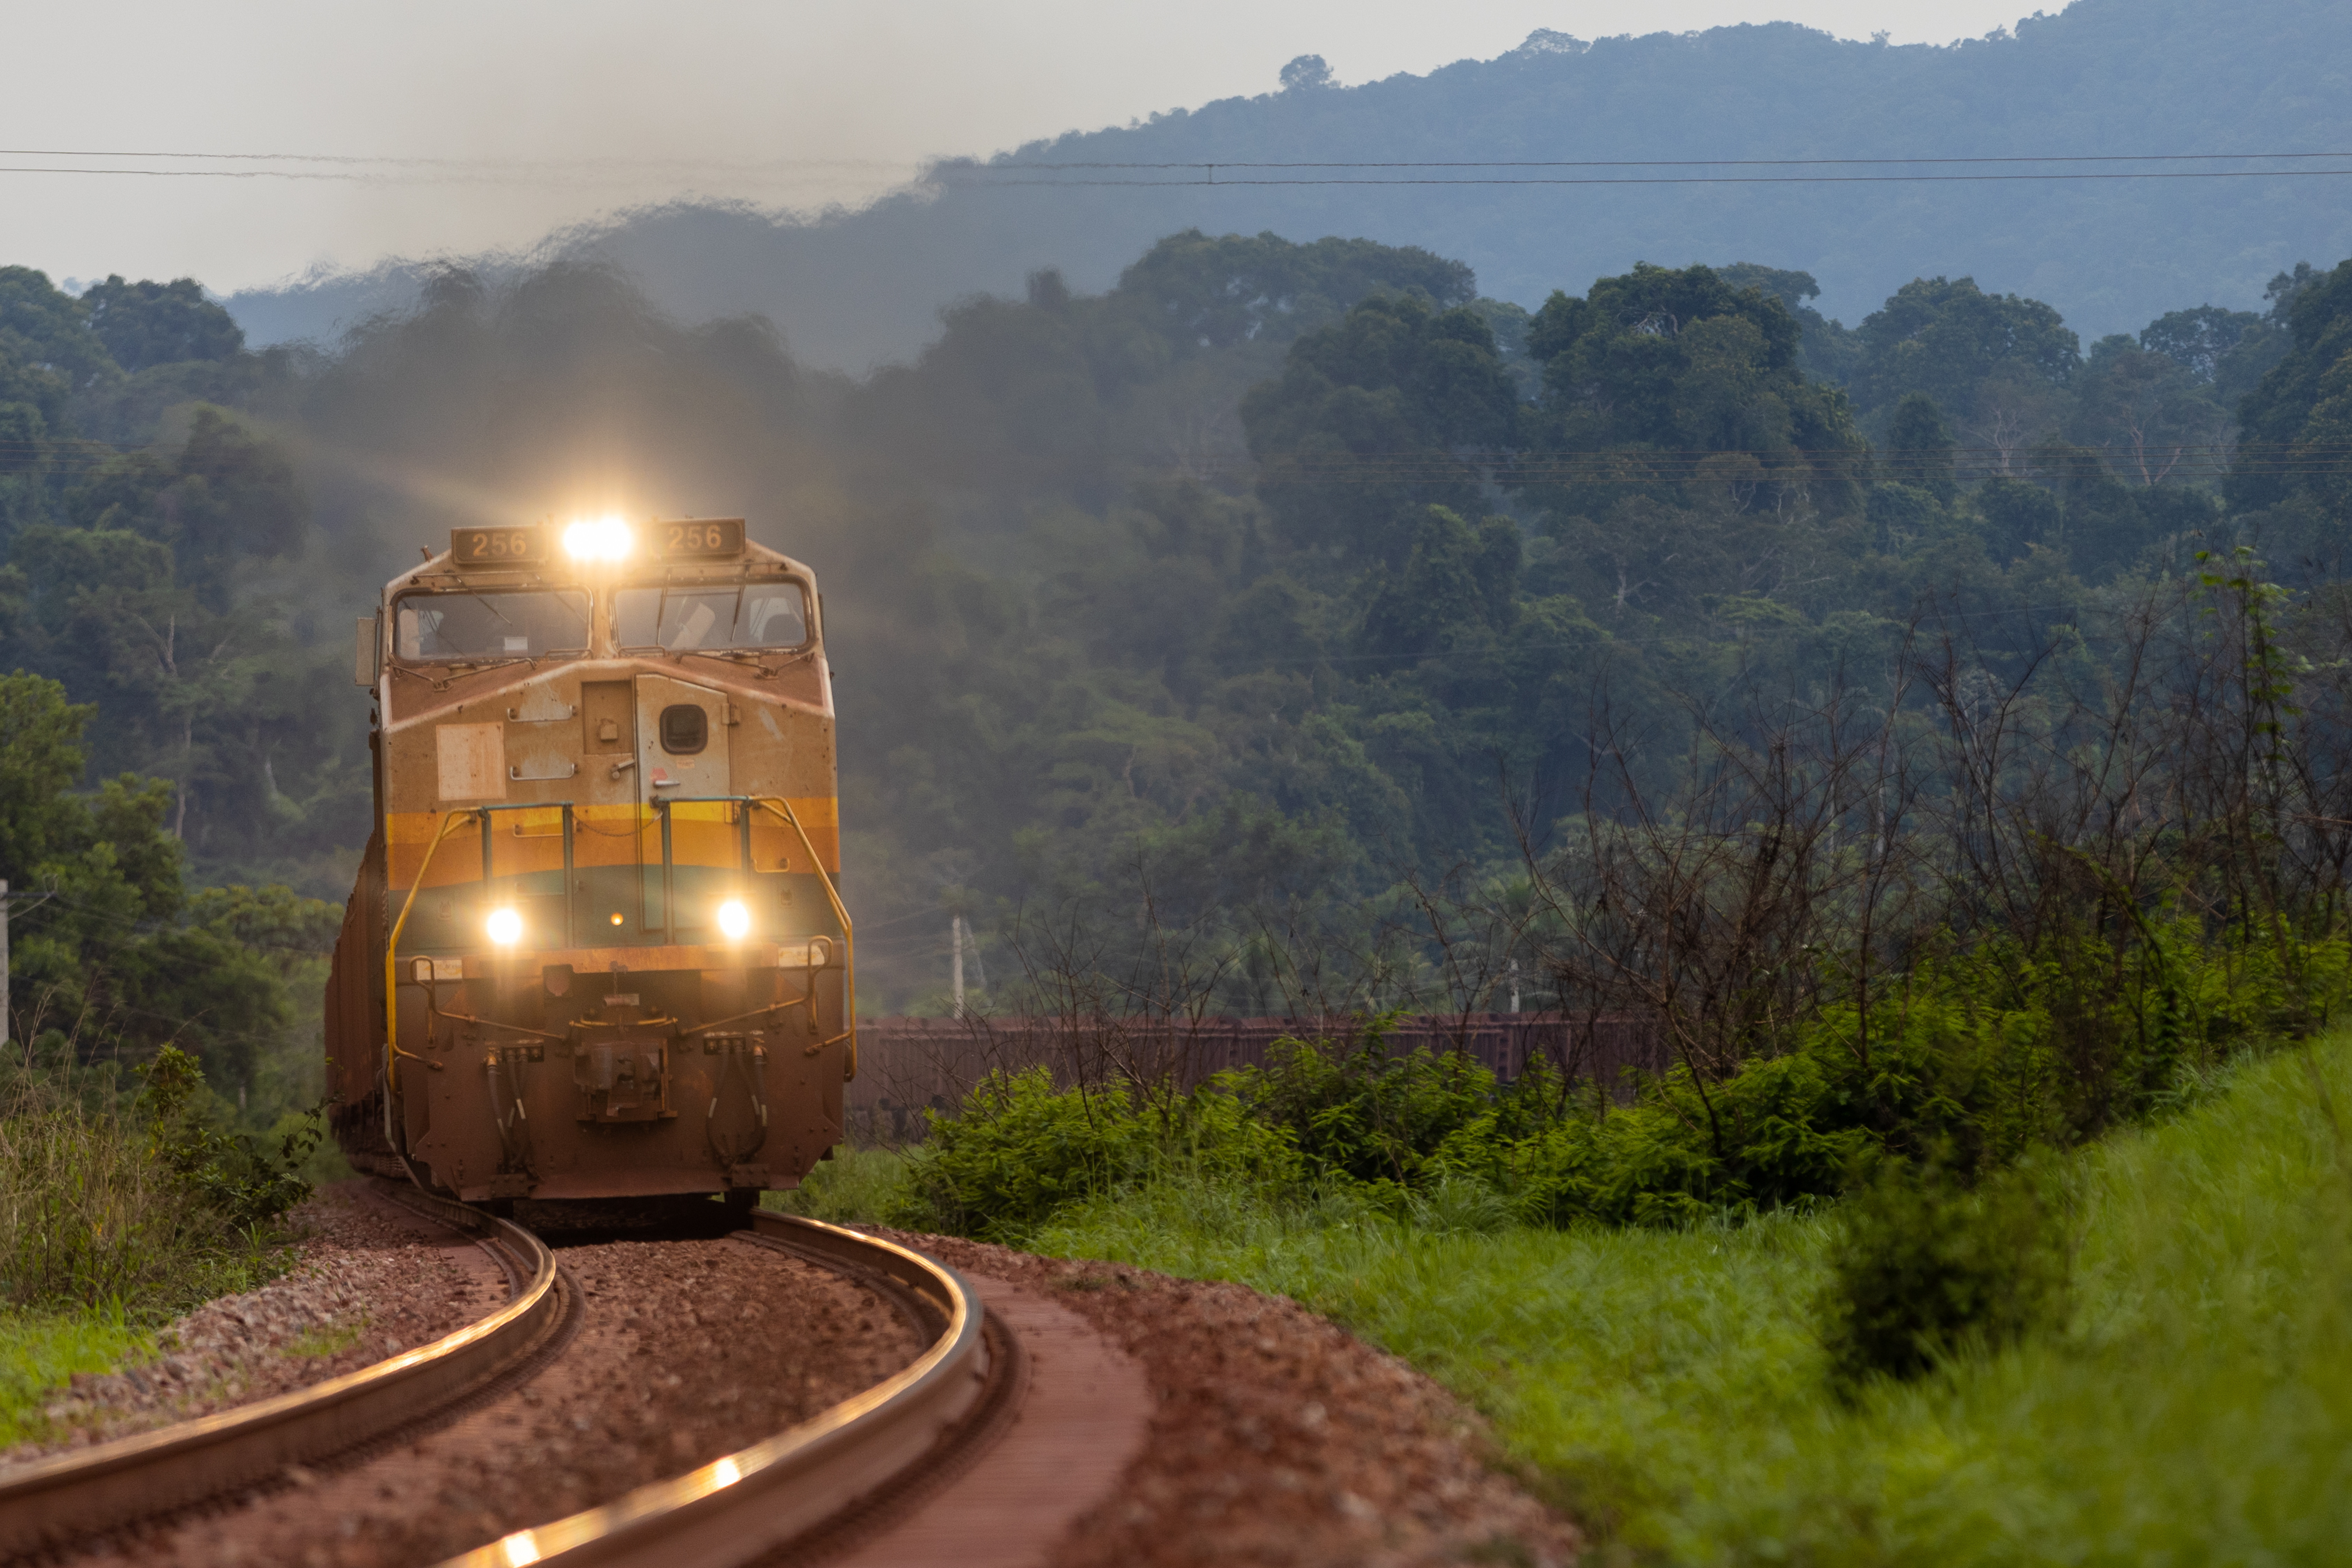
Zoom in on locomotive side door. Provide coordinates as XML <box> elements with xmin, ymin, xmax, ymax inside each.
<box><xmin>635</xmin><ymin>674</ymin><xmax>732</xmax><ymax>941</ymax></box>
<box><xmin>635</xmin><ymin>675</ymin><xmax>730</xmax><ymax>801</ymax></box>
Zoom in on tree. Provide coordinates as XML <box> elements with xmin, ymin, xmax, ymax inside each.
<box><xmin>1885</xmin><ymin>393</ymin><xmax>1957</xmax><ymax>502</ymax></box>
<box><xmin>1279</xmin><ymin>55</ymin><xmax>1335</xmax><ymax>92</ymax></box>
<box><xmin>0</xmin><ymin>671</ymin><xmax>98</xmax><ymax>881</ymax></box>
<box><xmin>1850</xmin><ymin>277</ymin><xmax>2079</xmax><ymax>453</ymax></box>
<box><xmin>2140</xmin><ymin>304</ymin><xmax>2263</xmax><ymax>384</ymax></box>
<box><xmin>0</xmin><ymin>268</ymin><xmax>113</xmax><ymax>394</ymax></box>
<box><xmin>1716</xmin><ymin>262</ymin><xmax>1861</xmax><ymax>386</ymax></box>
<box><xmin>1115</xmin><ymin>230</ymin><xmax>1477</xmax><ymax>354</ymax></box>
<box><xmin>2229</xmin><ymin>258</ymin><xmax>2352</xmax><ymax>514</ymax></box>
<box><xmin>1360</xmin><ymin>506</ymin><xmax>1498</xmax><ymax>660</ymax></box>
<box><xmin>2070</xmin><ymin>336</ymin><xmax>2228</xmax><ymax>487</ymax></box>
<box><xmin>1243</xmin><ymin>292</ymin><xmax>1520</xmax><ymax>562</ymax></box>
<box><xmin>79</xmin><ymin>277</ymin><xmax>244</xmax><ymax>374</ymax></box>
<box><xmin>1520</xmin><ymin>262</ymin><xmax>1865</xmax><ymax>522</ymax></box>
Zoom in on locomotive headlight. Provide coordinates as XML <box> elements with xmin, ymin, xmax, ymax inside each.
<box><xmin>716</xmin><ymin>899</ymin><xmax>751</xmax><ymax>941</ymax></box>
<box><xmin>486</xmin><ymin>907</ymin><xmax>524</xmax><ymax>946</ymax></box>
<box><xmin>562</xmin><ymin>514</ymin><xmax>633</xmax><ymax>563</ymax></box>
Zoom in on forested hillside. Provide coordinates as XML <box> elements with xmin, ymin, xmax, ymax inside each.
<box><xmin>11</xmin><ymin>223</ymin><xmax>2352</xmax><ymax>1055</ymax></box>
<box><xmin>229</xmin><ymin>0</ymin><xmax>2352</xmax><ymax>370</ymax></box>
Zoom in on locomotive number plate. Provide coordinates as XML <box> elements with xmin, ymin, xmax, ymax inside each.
<box><xmin>655</xmin><ymin>517</ymin><xmax>745</xmax><ymax>559</ymax></box>
<box><xmin>451</xmin><ymin>525</ymin><xmax>550</xmax><ymax>565</ymax></box>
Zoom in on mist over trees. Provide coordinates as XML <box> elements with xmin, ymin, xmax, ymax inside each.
<box><xmin>10</xmin><ymin>221</ymin><xmax>2352</xmax><ymax>1032</ymax></box>
<box><xmin>230</xmin><ymin>0</ymin><xmax>2352</xmax><ymax>371</ymax></box>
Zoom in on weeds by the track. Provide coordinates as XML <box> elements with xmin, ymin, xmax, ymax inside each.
<box><xmin>0</xmin><ymin>1046</ymin><xmax>323</xmax><ymax>1442</ymax></box>
<box><xmin>0</xmin><ymin>1307</ymin><xmax>152</xmax><ymax>1448</ymax></box>
<box><xmin>1012</xmin><ymin>1031</ymin><xmax>2352</xmax><ymax>1563</ymax></box>
<box><xmin>762</xmin><ymin>1147</ymin><xmax>911</xmax><ymax>1226</ymax></box>
<box><xmin>767</xmin><ymin>1037</ymin><xmax>2351</xmax><ymax>1557</ymax></box>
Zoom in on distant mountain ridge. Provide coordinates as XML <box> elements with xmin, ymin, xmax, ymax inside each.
<box><xmin>226</xmin><ymin>0</ymin><xmax>2352</xmax><ymax>369</ymax></box>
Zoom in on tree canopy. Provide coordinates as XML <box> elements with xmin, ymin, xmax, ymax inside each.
<box><xmin>4</xmin><ymin>225</ymin><xmax>2349</xmax><ymax>1031</ymax></box>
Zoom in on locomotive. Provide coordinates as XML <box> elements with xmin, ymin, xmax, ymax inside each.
<box><xmin>324</xmin><ymin>514</ymin><xmax>853</xmax><ymax>1209</ymax></box>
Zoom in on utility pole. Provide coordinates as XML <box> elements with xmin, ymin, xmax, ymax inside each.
<box><xmin>950</xmin><ymin>913</ymin><xmax>966</xmax><ymax>1018</ymax></box>
<box><xmin>1508</xmin><ymin>956</ymin><xmax>1520</xmax><ymax>1015</ymax></box>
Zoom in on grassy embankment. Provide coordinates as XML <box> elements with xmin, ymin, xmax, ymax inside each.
<box><xmin>0</xmin><ymin>1051</ymin><xmax>320</xmax><ymax>1444</ymax></box>
<box><xmin>782</xmin><ymin>1034</ymin><xmax>2352</xmax><ymax>1563</ymax></box>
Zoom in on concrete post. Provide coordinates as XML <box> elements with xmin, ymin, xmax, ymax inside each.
<box><xmin>951</xmin><ymin>914</ymin><xmax>966</xmax><ymax>1018</ymax></box>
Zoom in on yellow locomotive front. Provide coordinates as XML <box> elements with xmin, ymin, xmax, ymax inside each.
<box><xmin>325</xmin><ymin>515</ymin><xmax>852</xmax><ymax>1209</ymax></box>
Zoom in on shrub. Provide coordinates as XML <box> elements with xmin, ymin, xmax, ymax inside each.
<box><xmin>0</xmin><ymin>1045</ymin><xmax>317</xmax><ymax>1313</ymax></box>
<box><xmin>141</xmin><ymin>1044</ymin><xmax>320</xmax><ymax>1229</ymax></box>
<box><xmin>1815</xmin><ymin>1156</ymin><xmax>2068</xmax><ymax>1389</ymax></box>
<box><xmin>898</xmin><ymin>914</ymin><xmax>2338</xmax><ymax>1245</ymax></box>
<box><xmin>1227</xmin><ymin>1023</ymin><xmax>1501</xmax><ymax>1186</ymax></box>
<box><xmin>890</xmin><ymin>1070</ymin><xmax>1157</xmax><ymax>1240</ymax></box>
<box><xmin>890</xmin><ymin>1065</ymin><xmax>1302</xmax><ymax>1241</ymax></box>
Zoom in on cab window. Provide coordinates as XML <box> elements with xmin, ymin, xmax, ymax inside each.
<box><xmin>394</xmin><ymin>590</ymin><xmax>591</xmax><ymax>661</ymax></box>
<box><xmin>616</xmin><ymin>583</ymin><xmax>808</xmax><ymax>652</ymax></box>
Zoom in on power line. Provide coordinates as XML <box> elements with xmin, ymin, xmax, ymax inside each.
<box><xmin>948</xmin><ymin>169</ymin><xmax>2352</xmax><ymax>189</ymax></box>
<box><xmin>0</xmin><ymin>165</ymin><xmax>894</xmax><ymax>186</ymax></box>
<box><xmin>19</xmin><ymin>444</ymin><xmax>2352</xmax><ymax>482</ymax></box>
<box><xmin>0</xmin><ymin>148</ymin><xmax>914</xmax><ymax>168</ymax></box>
<box><xmin>963</xmin><ymin>151</ymin><xmax>2352</xmax><ymax>169</ymax></box>
<box><xmin>5</xmin><ymin>147</ymin><xmax>2352</xmax><ymax>186</ymax></box>
<box><xmin>10</xmin><ymin>167</ymin><xmax>2350</xmax><ymax>187</ymax></box>
<box><xmin>7</xmin><ymin>147</ymin><xmax>2350</xmax><ymax>170</ymax></box>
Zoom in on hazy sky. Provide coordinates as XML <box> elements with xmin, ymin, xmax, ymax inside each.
<box><xmin>4</xmin><ymin>0</ymin><xmax>2044</xmax><ymax>298</ymax></box>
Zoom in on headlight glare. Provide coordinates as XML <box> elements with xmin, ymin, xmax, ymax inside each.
<box><xmin>716</xmin><ymin>899</ymin><xmax>751</xmax><ymax>941</ymax></box>
<box><xmin>487</xmin><ymin>907</ymin><xmax>524</xmax><ymax>946</ymax></box>
<box><xmin>562</xmin><ymin>514</ymin><xmax>633</xmax><ymax>563</ymax></box>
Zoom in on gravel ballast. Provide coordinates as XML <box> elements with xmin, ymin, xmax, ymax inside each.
<box><xmin>867</xmin><ymin>1228</ymin><xmax>1585</xmax><ymax>1568</ymax></box>
<box><xmin>5</xmin><ymin>1184</ymin><xmax>498</xmax><ymax>1464</ymax></box>
<box><xmin>68</xmin><ymin>1230</ymin><xmax>926</xmax><ymax>1567</ymax></box>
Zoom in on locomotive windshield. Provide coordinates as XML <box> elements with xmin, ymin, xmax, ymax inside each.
<box><xmin>615</xmin><ymin>583</ymin><xmax>807</xmax><ymax>653</ymax></box>
<box><xmin>395</xmin><ymin>590</ymin><xmax>591</xmax><ymax>661</ymax></box>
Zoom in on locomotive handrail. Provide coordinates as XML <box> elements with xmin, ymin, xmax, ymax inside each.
<box><xmin>386</xmin><ymin>808</ymin><xmax>483</xmax><ymax>1097</ymax></box>
<box><xmin>750</xmin><ymin>794</ymin><xmax>858</xmax><ymax>1081</ymax></box>
<box><xmin>379</xmin><ymin>795</ymin><xmax>853</xmax><ymax>1081</ymax></box>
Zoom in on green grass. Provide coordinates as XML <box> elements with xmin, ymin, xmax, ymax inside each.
<box><xmin>762</xmin><ymin>1147</ymin><xmax>912</xmax><ymax>1225</ymax></box>
<box><xmin>1011</xmin><ymin>1036</ymin><xmax>2352</xmax><ymax>1565</ymax></box>
<box><xmin>0</xmin><ymin>1306</ymin><xmax>154</xmax><ymax>1447</ymax></box>
<box><xmin>284</xmin><ymin>1320</ymin><xmax>363</xmax><ymax>1359</ymax></box>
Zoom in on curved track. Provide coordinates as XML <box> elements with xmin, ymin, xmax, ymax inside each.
<box><xmin>0</xmin><ymin>1190</ymin><xmax>564</xmax><ymax>1559</ymax></box>
<box><xmin>0</xmin><ymin>1201</ymin><xmax>996</xmax><ymax>1568</ymax></box>
<box><xmin>436</xmin><ymin>1210</ymin><xmax>993</xmax><ymax>1568</ymax></box>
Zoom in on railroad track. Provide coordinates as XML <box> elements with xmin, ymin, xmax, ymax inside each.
<box><xmin>439</xmin><ymin>1211</ymin><xmax>995</xmax><ymax>1568</ymax></box>
<box><xmin>0</xmin><ymin>1197</ymin><xmax>993</xmax><ymax>1568</ymax></box>
<box><xmin>0</xmin><ymin>1189</ymin><xmax>561</xmax><ymax>1559</ymax></box>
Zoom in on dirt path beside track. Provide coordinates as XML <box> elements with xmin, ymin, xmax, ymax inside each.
<box><xmin>867</xmin><ymin>1228</ymin><xmax>1584</xmax><ymax>1568</ymax></box>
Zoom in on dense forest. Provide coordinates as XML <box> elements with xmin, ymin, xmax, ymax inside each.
<box><xmin>230</xmin><ymin>0</ymin><xmax>2352</xmax><ymax>369</ymax></box>
<box><xmin>6</xmin><ymin>225</ymin><xmax>2352</xmax><ymax>1111</ymax></box>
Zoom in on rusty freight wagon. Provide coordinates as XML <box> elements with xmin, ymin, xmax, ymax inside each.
<box><xmin>324</xmin><ymin>514</ymin><xmax>854</xmax><ymax>1210</ymax></box>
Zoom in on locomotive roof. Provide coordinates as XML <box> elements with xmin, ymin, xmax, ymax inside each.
<box><xmin>386</xmin><ymin>531</ymin><xmax>813</xmax><ymax>598</ymax></box>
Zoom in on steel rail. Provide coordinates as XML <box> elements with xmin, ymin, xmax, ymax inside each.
<box><xmin>440</xmin><ymin>1211</ymin><xmax>990</xmax><ymax>1568</ymax></box>
<box><xmin>0</xmin><ymin>1190</ymin><xmax>563</xmax><ymax>1557</ymax></box>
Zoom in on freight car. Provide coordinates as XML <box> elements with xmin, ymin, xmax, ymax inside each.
<box><xmin>324</xmin><ymin>515</ymin><xmax>853</xmax><ymax>1209</ymax></box>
